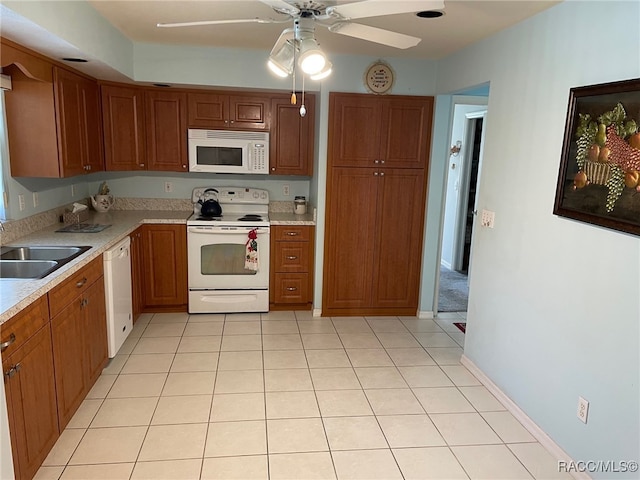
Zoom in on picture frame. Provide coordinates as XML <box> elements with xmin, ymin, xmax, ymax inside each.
<box><xmin>553</xmin><ymin>78</ymin><xmax>640</xmax><ymax>236</ymax></box>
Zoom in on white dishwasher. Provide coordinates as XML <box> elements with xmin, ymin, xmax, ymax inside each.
<box><xmin>103</xmin><ymin>236</ymin><xmax>133</xmax><ymax>358</ymax></box>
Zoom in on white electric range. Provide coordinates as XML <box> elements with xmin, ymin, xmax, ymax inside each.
<box><xmin>187</xmin><ymin>187</ymin><xmax>270</xmax><ymax>314</ymax></box>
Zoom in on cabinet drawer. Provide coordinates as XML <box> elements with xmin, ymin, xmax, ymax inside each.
<box><xmin>48</xmin><ymin>256</ymin><xmax>103</xmax><ymax>318</ymax></box>
<box><xmin>273</xmin><ymin>273</ymin><xmax>309</xmax><ymax>304</ymax></box>
<box><xmin>0</xmin><ymin>296</ymin><xmax>49</xmax><ymax>358</ymax></box>
<box><xmin>274</xmin><ymin>242</ymin><xmax>310</xmax><ymax>273</ymax></box>
<box><xmin>273</xmin><ymin>226</ymin><xmax>311</xmax><ymax>242</ymax></box>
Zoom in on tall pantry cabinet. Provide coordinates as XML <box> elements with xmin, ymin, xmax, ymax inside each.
<box><xmin>323</xmin><ymin>92</ymin><xmax>433</xmax><ymax>316</ymax></box>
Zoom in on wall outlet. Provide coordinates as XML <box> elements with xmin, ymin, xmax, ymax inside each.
<box><xmin>283</xmin><ymin>184</ymin><xmax>290</xmax><ymax>196</ymax></box>
<box><xmin>18</xmin><ymin>194</ymin><xmax>25</xmax><ymax>211</ymax></box>
<box><xmin>33</xmin><ymin>192</ymin><xmax>39</xmax><ymax>207</ymax></box>
<box><xmin>481</xmin><ymin>209</ymin><xmax>495</xmax><ymax>228</ymax></box>
<box><xmin>577</xmin><ymin>396</ymin><xmax>589</xmax><ymax>424</ymax></box>
<box><xmin>71</xmin><ymin>184</ymin><xmax>76</xmax><ymax>197</ymax></box>
<box><xmin>164</xmin><ymin>181</ymin><xmax>173</xmax><ymax>193</ymax></box>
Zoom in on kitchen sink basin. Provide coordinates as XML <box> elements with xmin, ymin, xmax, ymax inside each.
<box><xmin>0</xmin><ymin>245</ymin><xmax>91</xmax><ymax>279</ymax></box>
<box><xmin>0</xmin><ymin>245</ymin><xmax>91</xmax><ymax>261</ymax></box>
<box><xmin>0</xmin><ymin>260</ymin><xmax>59</xmax><ymax>279</ymax></box>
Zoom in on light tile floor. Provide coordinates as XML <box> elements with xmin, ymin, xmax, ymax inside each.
<box><xmin>35</xmin><ymin>311</ymin><xmax>572</xmax><ymax>480</ymax></box>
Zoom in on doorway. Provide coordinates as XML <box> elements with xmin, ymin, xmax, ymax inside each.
<box><xmin>437</xmin><ymin>96</ymin><xmax>488</xmax><ymax>314</ymax></box>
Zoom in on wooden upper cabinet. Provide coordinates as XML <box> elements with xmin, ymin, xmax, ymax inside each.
<box><xmin>101</xmin><ymin>84</ymin><xmax>146</xmax><ymax>171</ymax></box>
<box><xmin>145</xmin><ymin>90</ymin><xmax>188</xmax><ymax>172</ymax></box>
<box><xmin>270</xmin><ymin>94</ymin><xmax>315</xmax><ymax>176</ymax></box>
<box><xmin>379</xmin><ymin>98</ymin><xmax>432</xmax><ymax>169</ymax></box>
<box><xmin>2</xmin><ymin>41</ymin><xmax>103</xmax><ymax>178</ymax></box>
<box><xmin>187</xmin><ymin>92</ymin><xmax>269</xmax><ymax>130</ymax></box>
<box><xmin>329</xmin><ymin>94</ymin><xmax>382</xmax><ymax>168</ymax></box>
<box><xmin>329</xmin><ymin>92</ymin><xmax>433</xmax><ymax>169</ymax></box>
<box><xmin>53</xmin><ymin>67</ymin><xmax>104</xmax><ymax>176</ymax></box>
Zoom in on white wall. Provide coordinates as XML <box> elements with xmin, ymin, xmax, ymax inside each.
<box><xmin>436</xmin><ymin>1</ymin><xmax>640</xmax><ymax>474</ymax></box>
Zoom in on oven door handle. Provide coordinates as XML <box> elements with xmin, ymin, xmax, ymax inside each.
<box><xmin>188</xmin><ymin>227</ymin><xmax>270</xmax><ymax>235</ymax></box>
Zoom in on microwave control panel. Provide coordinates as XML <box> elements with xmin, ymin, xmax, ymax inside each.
<box><xmin>251</xmin><ymin>144</ymin><xmax>268</xmax><ymax>172</ymax></box>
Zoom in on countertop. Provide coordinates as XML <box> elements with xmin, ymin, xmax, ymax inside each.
<box><xmin>0</xmin><ymin>209</ymin><xmax>316</xmax><ymax>324</ymax></box>
<box><xmin>0</xmin><ymin>210</ymin><xmax>191</xmax><ymax>324</ymax></box>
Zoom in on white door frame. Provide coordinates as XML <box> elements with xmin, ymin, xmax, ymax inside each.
<box><xmin>452</xmin><ymin>110</ymin><xmax>487</xmax><ymax>273</ymax></box>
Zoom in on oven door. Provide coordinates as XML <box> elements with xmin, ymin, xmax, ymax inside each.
<box><xmin>187</xmin><ymin>225</ymin><xmax>270</xmax><ymax>289</ymax></box>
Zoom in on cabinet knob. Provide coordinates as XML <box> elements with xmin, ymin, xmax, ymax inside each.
<box><xmin>374</xmin><ymin>160</ymin><xmax>379</xmax><ymax>164</ymax></box>
<box><xmin>271</xmin><ymin>167</ymin><xmax>276</xmax><ymax>171</ymax></box>
<box><xmin>381</xmin><ymin>160</ymin><xmax>385</xmax><ymax>164</ymax></box>
<box><xmin>0</xmin><ymin>333</ymin><xmax>16</xmax><ymax>352</ymax></box>
<box><xmin>286</xmin><ymin>256</ymin><xmax>298</xmax><ymax>260</ymax></box>
<box><xmin>76</xmin><ymin>277</ymin><xmax>87</xmax><ymax>288</ymax></box>
<box><xmin>374</xmin><ymin>172</ymin><xmax>379</xmax><ymax>176</ymax></box>
<box><xmin>4</xmin><ymin>363</ymin><xmax>21</xmax><ymax>379</ymax></box>
<box><xmin>230</xmin><ymin>120</ymin><xmax>234</xmax><ymax>124</ymax></box>
<box><xmin>380</xmin><ymin>172</ymin><xmax>385</xmax><ymax>176</ymax></box>
<box><xmin>286</xmin><ymin>287</ymin><xmax>298</xmax><ymax>291</ymax></box>
<box><xmin>140</xmin><ymin>164</ymin><xmax>145</xmax><ymax>168</ymax></box>
<box><xmin>286</xmin><ymin>232</ymin><xmax>298</xmax><ymax>236</ymax></box>
<box><xmin>182</xmin><ymin>165</ymin><xmax>187</xmax><ymax>169</ymax></box>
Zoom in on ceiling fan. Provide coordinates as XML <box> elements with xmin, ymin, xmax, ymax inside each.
<box><xmin>157</xmin><ymin>0</ymin><xmax>445</xmax><ymax>79</ymax></box>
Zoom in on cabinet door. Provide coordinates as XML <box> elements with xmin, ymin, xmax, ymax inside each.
<box><xmin>80</xmin><ymin>76</ymin><xmax>104</xmax><ymax>173</ymax></box>
<box><xmin>372</xmin><ymin>168</ymin><xmax>426</xmax><ymax>310</ymax></box>
<box><xmin>141</xmin><ymin>224</ymin><xmax>188</xmax><ymax>308</ymax></box>
<box><xmin>145</xmin><ymin>90</ymin><xmax>188</xmax><ymax>172</ymax></box>
<box><xmin>187</xmin><ymin>92</ymin><xmax>228</xmax><ymax>128</ymax></box>
<box><xmin>102</xmin><ymin>84</ymin><xmax>146</xmax><ymax>171</ymax></box>
<box><xmin>3</xmin><ymin>325</ymin><xmax>58</xmax><ymax>480</ymax></box>
<box><xmin>50</xmin><ymin>299</ymin><xmax>86</xmax><ymax>430</ymax></box>
<box><xmin>130</xmin><ymin>228</ymin><xmax>144</xmax><ymax>322</ymax></box>
<box><xmin>84</xmin><ymin>279</ymin><xmax>108</xmax><ymax>386</ymax></box>
<box><xmin>270</xmin><ymin>95</ymin><xmax>314</xmax><ymax>175</ymax></box>
<box><xmin>322</xmin><ymin>167</ymin><xmax>379</xmax><ymax>312</ymax></box>
<box><xmin>329</xmin><ymin>93</ymin><xmax>382</xmax><ymax>168</ymax></box>
<box><xmin>379</xmin><ymin>97</ymin><xmax>433</xmax><ymax>169</ymax></box>
<box><xmin>228</xmin><ymin>94</ymin><xmax>269</xmax><ymax>130</ymax></box>
<box><xmin>53</xmin><ymin>67</ymin><xmax>85</xmax><ymax>177</ymax></box>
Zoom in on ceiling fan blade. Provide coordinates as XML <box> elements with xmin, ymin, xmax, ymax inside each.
<box><xmin>329</xmin><ymin>22</ymin><xmax>421</xmax><ymax>49</ymax></box>
<box><xmin>330</xmin><ymin>0</ymin><xmax>444</xmax><ymax>20</ymax></box>
<box><xmin>157</xmin><ymin>18</ymin><xmax>280</xmax><ymax>28</ymax></box>
<box><xmin>260</xmin><ymin>0</ymin><xmax>300</xmax><ymax>15</ymax></box>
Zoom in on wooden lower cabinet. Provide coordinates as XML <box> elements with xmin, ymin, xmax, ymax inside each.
<box><xmin>270</xmin><ymin>225</ymin><xmax>314</xmax><ymax>310</ymax></box>
<box><xmin>323</xmin><ymin>167</ymin><xmax>427</xmax><ymax>316</ymax></box>
<box><xmin>141</xmin><ymin>224</ymin><xmax>188</xmax><ymax>311</ymax></box>
<box><xmin>2</xmin><ymin>298</ymin><xmax>58</xmax><ymax>480</ymax></box>
<box><xmin>49</xmin><ymin>257</ymin><xmax>108</xmax><ymax>430</ymax></box>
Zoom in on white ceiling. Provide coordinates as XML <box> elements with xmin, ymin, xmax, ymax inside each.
<box><xmin>88</xmin><ymin>0</ymin><xmax>558</xmax><ymax>59</ymax></box>
<box><xmin>0</xmin><ymin>0</ymin><xmax>560</xmax><ymax>81</ymax></box>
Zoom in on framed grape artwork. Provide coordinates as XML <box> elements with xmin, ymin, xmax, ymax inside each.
<box><xmin>553</xmin><ymin>78</ymin><xmax>640</xmax><ymax>236</ymax></box>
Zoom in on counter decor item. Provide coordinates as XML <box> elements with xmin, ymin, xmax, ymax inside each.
<box><xmin>294</xmin><ymin>196</ymin><xmax>307</xmax><ymax>215</ymax></box>
<box><xmin>553</xmin><ymin>77</ymin><xmax>640</xmax><ymax>237</ymax></box>
<box><xmin>91</xmin><ymin>182</ymin><xmax>115</xmax><ymax>212</ymax></box>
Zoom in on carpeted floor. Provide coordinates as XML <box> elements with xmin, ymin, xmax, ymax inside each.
<box><xmin>438</xmin><ymin>266</ymin><xmax>469</xmax><ymax>312</ymax></box>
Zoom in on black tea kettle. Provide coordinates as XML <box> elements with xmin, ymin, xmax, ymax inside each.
<box><xmin>199</xmin><ymin>188</ymin><xmax>222</xmax><ymax>217</ymax></box>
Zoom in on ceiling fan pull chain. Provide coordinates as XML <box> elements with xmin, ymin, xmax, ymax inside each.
<box><xmin>291</xmin><ymin>44</ymin><xmax>297</xmax><ymax>105</ymax></box>
<box><xmin>300</xmin><ymin>75</ymin><xmax>307</xmax><ymax>117</ymax></box>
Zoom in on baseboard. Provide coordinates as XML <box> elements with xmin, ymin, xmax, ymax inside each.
<box><xmin>441</xmin><ymin>260</ymin><xmax>452</xmax><ymax>270</ymax></box>
<box><xmin>312</xmin><ymin>308</ymin><xmax>322</xmax><ymax>317</ymax></box>
<box><xmin>460</xmin><ymin>355</ymin><xmax>591</xmax><ymax>480</ymax></box>
<box><xmin>418</xmin><ymin>310</ymin><xmax>434</xmax><ymax>319</ymax></box>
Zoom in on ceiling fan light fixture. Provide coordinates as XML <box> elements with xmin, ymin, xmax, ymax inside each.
<box><xmin>299</xmin><ymin>48</ymin><xmax>326</xmax><ymax>75</ymax></box>
<box><xmin>310</xmin><ymin>61</ymin><xmax>332</xmax><ymax>80</ymax></box>
<box><xmin>267</xmin><ymin>34</ymin><xmax>295</xmax><ymax>77</ymax></box>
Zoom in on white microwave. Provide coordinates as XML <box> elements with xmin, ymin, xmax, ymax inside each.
<box><xmin>188</xmin><ymin>129</ymin><xmax>269</xmax><ymax>174</ymax></box>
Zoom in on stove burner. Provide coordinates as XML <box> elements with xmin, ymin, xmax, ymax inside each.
<box><xmin>238</xmin><ymin>214</ymin><xmax>263</xmax><ymax>221</ymax></box>
<box><xmin>196</xmin><ymin>216</ymin><xmax>222</xmax><ymax>221</ymax></box>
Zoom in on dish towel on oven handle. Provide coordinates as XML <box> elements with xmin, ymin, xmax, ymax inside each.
<box><xmin>245</xmin><ymin>228</ymin><xmax>259</xmax><ymax>271</ymax></box>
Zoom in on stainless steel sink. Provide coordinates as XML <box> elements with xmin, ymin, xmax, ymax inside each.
<box><xmin>0</xmin><ymin>245</ymin><xmax>91</xmax><ymax>279</ymax></box>
<box><xmin>0</xmin><ymin>245</ymin><xmax>90</xmax><ymax>261</ymax></box>
<box><xmin>0</xmin><ymin>260</ymin><xmax>59</xmax><ymax>279</ymax></box>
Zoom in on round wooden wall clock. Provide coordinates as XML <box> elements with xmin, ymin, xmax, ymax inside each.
<box><xmin>365</xmin><ymin>61</ymin><xmax>394</xmax><ymax>94</ymax></box>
